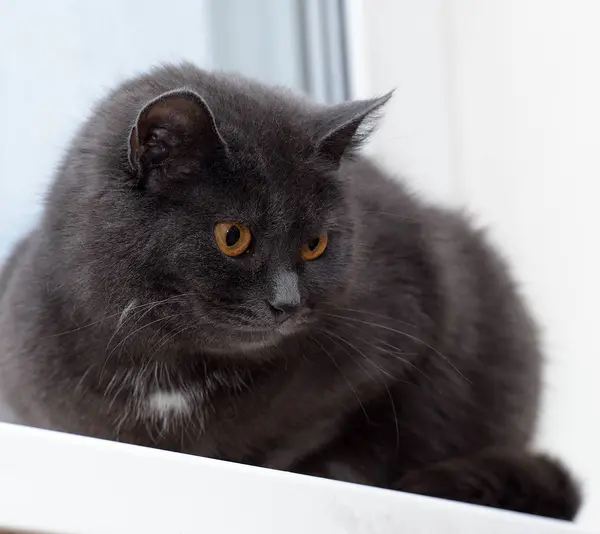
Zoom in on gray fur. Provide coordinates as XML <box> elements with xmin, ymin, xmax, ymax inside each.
<box><xmin>0</xmin><ymin>63</ymin><xmax>579</xmax><ymax>519</ymax></box>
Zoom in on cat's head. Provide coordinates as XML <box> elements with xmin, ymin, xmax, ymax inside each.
<box><xmin>50</xmin><ymin>67</ymin><xmax>391</xmax><ymax>358</ymax></box>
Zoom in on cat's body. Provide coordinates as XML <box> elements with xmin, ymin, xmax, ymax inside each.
<box><xmin>0</xmin><ymin>64</ymin><xmax>579</xmax><ymax>519</ymax></box>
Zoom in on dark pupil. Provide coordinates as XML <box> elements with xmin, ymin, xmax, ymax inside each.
<box><xmin>307</xmin><ymin>238</ymin><xmax>320</xmax><ymax>251</ymax></box>
<box><xmin>226</xmin><ymin>226</ymin><xmax>241</xmax><ymax>247</ymax></box>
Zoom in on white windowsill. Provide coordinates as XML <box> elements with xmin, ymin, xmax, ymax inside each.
<box><xmin>0</xmin><ymin>423</ymin><xmax>594</xmax><ymax>533</ymax></box>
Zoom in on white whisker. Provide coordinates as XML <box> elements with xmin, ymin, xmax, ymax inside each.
<box><xmin>308</xmin><ymin>334</ymin><xmax>370</xmax><ymax>422</ymax></box>
<box><xmin>321</xmin><ymin>312</ymin><xmax>470</xmax><ymax>383</ymax></box>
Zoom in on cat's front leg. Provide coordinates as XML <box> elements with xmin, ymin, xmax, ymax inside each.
<box><xmin>394</xmin><ymin>448</ymin><xmax>581</xmax><ymax>521</ymax></box>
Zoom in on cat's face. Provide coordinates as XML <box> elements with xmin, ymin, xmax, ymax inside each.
<box><xmin>70</xmin><ymin>84</ymin><xmax>390</xmax><ymax>357</ymax></box>
<box><xmin>135</xmin><ymin>161</ymin><xmax>352</xmax><ymax>355</ymax></box>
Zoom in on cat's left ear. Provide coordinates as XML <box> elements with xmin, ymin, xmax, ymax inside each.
<box><xmin>128</xmin><ymin>88</ymin><xmax>227</xmax><ymax>173</ymax></box>
<box><xmin>315</xmin><ymin>92</ymin><xmax>393</xmax><ymax>167</ymax></box>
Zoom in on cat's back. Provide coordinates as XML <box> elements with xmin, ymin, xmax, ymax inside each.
<box><xmin>345</xmin><ymin>156</ymin><xmax>508</xmax><ymax>278</ymax></box>
<box><xmin>345</xmin><ymin>155</ymin><xmax>536</xmax><ymax>329</ymax></box>
<box><xmin>346</xmin><ymin>156</ymin><xmax>541</xmax><ymax>437</ymax></box>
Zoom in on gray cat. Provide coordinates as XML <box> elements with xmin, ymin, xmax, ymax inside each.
<box><xmin>0</xmin><ymin>63</ymin><xmax>580</xmax><ymax>519</ymax></box>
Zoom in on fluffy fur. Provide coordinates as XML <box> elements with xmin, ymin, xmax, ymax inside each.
<box><xmin>0</xmin><ymin>63</ymin><xmax>580</xmax><ymax>519</ymax></box>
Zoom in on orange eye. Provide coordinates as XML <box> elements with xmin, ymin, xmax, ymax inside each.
<box><xmin>301</xmin><ymin>233</ymin><xmax>328</xmax><ymax>261</ymax></box>
<box><xmin>214</xmin><ymin>223</ymin><xmax>252</xmax><ymax>257</ymax></box>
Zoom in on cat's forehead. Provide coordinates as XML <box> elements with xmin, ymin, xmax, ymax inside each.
<box><xmin>177</xmin><ymin>144</ymin><xmax>342</xmax><ymax>242</ymax></box>
<box><xmin>207</xmin><ymin>111</ymin><xmax>343</xmax><ymax>224</ymax></box>
<box><xmin>217</xmin><ymin>108</ymin><xmax>316</xmax><ymax>166</ymax></box>
<box><xmin>207</xmin><ymin>154</ymin><xmax>344</xmax><ymax>231</ymax></box>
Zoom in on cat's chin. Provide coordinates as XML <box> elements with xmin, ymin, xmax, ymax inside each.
<box><xmin>200</xmin><ymin>321</ymin><xmax>306</xmax><ymax>357</ymax></box>
<box><xmin>202</xmin><ymin>334</ymin><xmax>282</xmax><ymax>356</ymax></box>
<box><xmin>190</xmin><ymin>309</ymin><xmax>316</xmax><ymax>357</ymax></box>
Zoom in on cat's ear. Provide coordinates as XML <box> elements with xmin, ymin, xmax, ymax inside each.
<box><xmin>315</xmin><ymin>92</ymin><xmax>393</xmax><ymax>167</ymax></box>
<box><xmin>128</xmin><ymin>88</ymin><xmax>227</xmax><ymax>173</ymax></box>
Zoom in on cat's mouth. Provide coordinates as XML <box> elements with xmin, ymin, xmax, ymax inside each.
<box><xmin>202</xmin><ymin>329</ymin><xmax>281</xmax><ymax>355</ymax></box>
<box><xmin>203</xmin><ymin>314</ymin><xmax>312</xmax><ymax>355</ymax></box>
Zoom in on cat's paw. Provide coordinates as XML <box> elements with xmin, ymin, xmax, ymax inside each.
<box><xmin>394</xmin><ymin>449</ymin><xmax>581</xmax><ymax>521</ymax></box>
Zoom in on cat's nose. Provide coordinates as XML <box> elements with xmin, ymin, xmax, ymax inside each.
<box><xmin>268</xmin><ymin>270</ymin><xmax>301</xmax><ymax>321</ymax></box>
<box><xmin>267</xmin><ymin>299</ymin><xmax>301</xmax><ymax>321</ymax></box>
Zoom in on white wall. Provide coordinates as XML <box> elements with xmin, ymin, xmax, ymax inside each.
<box><xmin>346</xmin><ymin>0</ymin><xmax>457</xmax><ymax>205</ymax></box>
<box><xmin>209</xmin><ymin>0</ymin><xmax>306</xmax><ymax>92</ymax></box>
<box><xmin>353</xmin><ymin>0</ymin><xmax>600</xmax><ymax>526</ymax></box>
<box><xmin>0</xmin><ymin>0</ymin><xmax>213</xmax><ymax>260</ymax></box>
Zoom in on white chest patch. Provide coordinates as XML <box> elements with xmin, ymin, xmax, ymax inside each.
<box><xmin>145</xmin><ymin>390</ymin><xmax>191</xmax><ymax>424</ymax></box>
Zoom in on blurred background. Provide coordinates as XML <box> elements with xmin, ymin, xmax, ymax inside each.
<box><xmin>1</xmin><ymin>0</ymin><xmax>598</xmax><ymax>526</ymax></box>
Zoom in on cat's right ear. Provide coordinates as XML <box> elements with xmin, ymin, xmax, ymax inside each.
<box><xmin>128</xmin><ymin>89</ymin><xmax>227</xmax><ymax>174</ymax></box>
<box><xmin>314</xmin><ymin>92</ymin><xmax>393</xmax><ymax>168</ymax></box>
